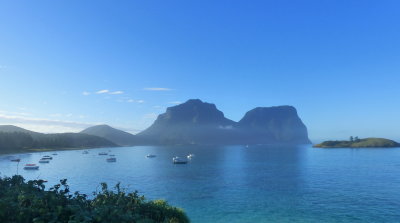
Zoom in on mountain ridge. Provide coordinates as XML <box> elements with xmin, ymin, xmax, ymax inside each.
<box><xmin>80</xmin><ymin>124</ymin><xmax>138</xmax><ymax>146</ymax></box>
<box><xmin>0</xmin><ymin>99</ymin><xmax>312</xmax><ymax>150</ymax></box>
<box><xmin>138</xmin><ymin>99</ymin><xmax>311</xmax><ymax>145</ymax></box>
<box><xmin>0</xmin><ymin>125</ymin><xmax>117</xmax><ymax>154</ymax></box>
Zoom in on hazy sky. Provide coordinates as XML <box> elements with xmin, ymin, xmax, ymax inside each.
<box><xmin>0</xmin><ymin>0</ymin><xmax>399</xmax><ymax>141</ymax></box>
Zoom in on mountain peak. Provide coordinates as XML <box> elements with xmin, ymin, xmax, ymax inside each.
<box><xmin>81</xmin><ymin>125</ymin><xmax>137</xmax><ymax>146</ymax></box>
<box><xmin>238</xmin><ymin>105</ymin><xmax>310</xmax><ymax>144</ymax></box>
<box><xmin>160</xmin><ymin>99</ymin><xmax>234</xmax><ymax>126</ymax></box>
<box><xmin>138</xmin><ymin>99</ymin><xmax>310</xmax><ymax>145</ymax></box>
<box><xmin>0</xmin><ymin>125</ymin><xmax>38</xmax><ymax>134</ymax></box>
<box><xmin>184</xmin><ymin>99</ymin><xmax>204</xmax><ymax>104</ymax></box>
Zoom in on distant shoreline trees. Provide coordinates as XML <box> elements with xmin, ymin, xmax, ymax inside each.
<box><xmin>0</xmin><ymin>132</ymin><xmax>116</xmax><ymax>154</ymax></box>
<box><xmin>349</xmin><ymin>136</ymin><xmax>360</xmax><ymax>142</ymax></box>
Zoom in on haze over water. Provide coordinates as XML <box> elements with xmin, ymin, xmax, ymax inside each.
<box><xmin>1</xmin><ymin>145</ymin><xmax>399</xmax><ymax>223</ymax></box>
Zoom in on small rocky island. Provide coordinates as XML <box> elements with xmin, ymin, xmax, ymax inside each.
<box><xmin>314</xmin><ymin>137</ymin><xmax>400</xmax><ymax>148</ymax></box>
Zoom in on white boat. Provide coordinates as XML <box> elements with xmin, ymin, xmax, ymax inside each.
<box><xmin>39</xmin><ymin>159</ymin><xmax>50</xmax><ymax>164</ymax></box>
<box><xmin>187</xmin><ymin>154</ymin><xmax>195</xmax><ymax>159</ymax></box>
<box><xmin>99</xmin><ymin>152</ymin><xmax>108</xmax><ymax>155</ymax></box>
<box><xmin>173</xmin><ymin>156</ymin><xmax>188</xmax><ymax>164</ymax></box>
<box><xmin>24</xmin><ymin>164</ymin><xmax>39</xmax><ymax>170</ymax></box>
<box><xmin>146</xmin><ymin>154</ymin><xmax>156</xmax><ymax>158</ymax></box>
<box><xmin>109</xmin><ymin>154</ymin><xmax>115</xmax><ymax>157</ymax></box>
<box><xmin>82</xmin><ymin>150</ymin><xmax>89</xmax><ymax>154</ymax></box>
<box><xmin>52</xmin><ymin>153</ymin><xmax>58</xmax><ymax>155</ymax></box>
<box><xmin>106</xmin><ymin>157</ymin><xmax>116</xmax><ymax>162</ymax></box>
<box><xmin>41</xmin><ymin>155</ymin><xmax>53</xmax><ymax>160</ymax></box>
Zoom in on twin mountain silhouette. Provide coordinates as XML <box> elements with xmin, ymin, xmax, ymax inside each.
<box><xmin>83</xmin><ymin>99</ymin><xmax>311</xmax><ymax>146</ymax></box>
<box><xmin>0</xmin><ymin>99</ymin><xmax>311</xmax><ymax>152</ymax></box>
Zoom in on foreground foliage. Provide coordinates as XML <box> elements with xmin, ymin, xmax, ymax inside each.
<box><xmin>0</xmin><ymin>175</ymin><xmax>189</xmax><ymax>223</ymax></box>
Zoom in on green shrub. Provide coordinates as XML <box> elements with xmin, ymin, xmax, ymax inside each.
<box><xmin>0</xmin><ymin>175</ymin><xmax>189</xmax><ymax>223</ymax></box>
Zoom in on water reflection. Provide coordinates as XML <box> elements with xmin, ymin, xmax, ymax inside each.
<box><xmin>0</xmin><ymin>145</ymin><xmax>399</xmax><ymax>223</ymax></box>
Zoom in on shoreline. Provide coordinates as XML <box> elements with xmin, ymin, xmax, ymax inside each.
<box><xmin>0</xmin><ymin>146</ymin><xmax>121</xmax><ymax>156</ymax></box>
<box><xmin>0</xmin><ymin>143</ymin><xmax>314</xmax><ymax>156</ymax></box>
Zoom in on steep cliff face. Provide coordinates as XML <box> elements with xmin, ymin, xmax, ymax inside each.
<box><xmin>137</xmin><ymin>99</ymin><xmax>236</xmax><ymax>144</ymax></box>
<box><xmin>237</xmin><ymin>106</ymin><xmax>311</xmax><ymax>144</ymax></box>
<box><xmin>137</xmin><ymin>100</ymin><xmax>311</xmax><ymax>145</ymax></box>
<box><xmin>150</xmin><ymin>99</ymin><xmax>235</xmax><ymax>126</ymax></box>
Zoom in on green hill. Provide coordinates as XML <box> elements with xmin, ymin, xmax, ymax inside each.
<box><xmin>0</xmin><ymin>125</ymin><xmax>117</xmax><ymax>154</ymax></box>
<box><xmin>81</xmin><ymin>125</ymin><xmax>138</xmax><ymax>146</ymax></box>
<box><xmin>314</xmin><ymin>138</ymin><xmax>400</xmax><ymax>148</ymax></box>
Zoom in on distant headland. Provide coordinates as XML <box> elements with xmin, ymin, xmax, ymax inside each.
<box><xmin>313</xmin><ymin>137</ymin><xmax>400</xmax><ymax>148</ymax></box>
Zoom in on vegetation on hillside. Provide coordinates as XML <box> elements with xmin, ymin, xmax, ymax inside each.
<box><xmin>0</xmin><ymin>131</ymin><xmax>117</xmax><ymax>154</ymax></box>
<box><xmin>0</xmin><ymin>175</ymin><xmax>189</xmax><ymax>223</ymax></box>
<box><xmin>314</xmin><ymin>137</ymin><xmax>400</xmax><ymax>148</ymax></box>
<box><xmin>81</xmin><ymin>125</ymin><xmax>138</xmax><ymax>146</ymax></box>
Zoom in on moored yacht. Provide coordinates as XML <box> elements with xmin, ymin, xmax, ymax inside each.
<box><xmin>106</xmin><ymin>157</ymin><xmax>117</xmax><ymax>162</ymax></box>
<box><xmin>39</xmin><ymin>159</ymin><xmax>50</xmax><ymax>163</ymax></box>
<box><xmin>173</xmin><ymin>156</ymin><xmax>188</xmax><ymax>164</ymax></box>
<box><xmin>24</xmin><ymin>164</ymin><xmax>39</xmax><ymax>170</ymax></box>
<box><xmin>146</xmin><ymin>154</ymin><xmax>156</xmax><ymax>158</ymax></box>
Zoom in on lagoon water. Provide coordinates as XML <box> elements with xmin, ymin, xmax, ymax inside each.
<box><xmin>1</xmin><ymin>145</ymin><xmax>400</xmax><ymax>222</ymax></box>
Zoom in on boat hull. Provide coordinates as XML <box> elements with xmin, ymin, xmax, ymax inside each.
<box><xmin>106</xmin><ymin>158</ymin><xmax>116</xmax><ymax>162</ymax></box>
<box><xmin>173</xmin><ymin>161</ymin><xmax>188</xmax><ymax>164</ymax></box>
<box><xmin>24</xmin><ymin>166</ymin><xmax>39</xmax><ymax>170</ymax></box>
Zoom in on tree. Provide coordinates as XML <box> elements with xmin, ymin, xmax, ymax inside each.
<box><xmin>0</xmin><ymin>175</ymin><xmax>190</xmax><ymax>223</ymax></box>
<box><xmin>354</xmin><ymin>136</ymin><xmax>360</xmax><ymax>142</ymax></box>
<box><xmin>350</xmin><ymin>136</ymin><xmax>354</xmax><ymax>142</ymax></box>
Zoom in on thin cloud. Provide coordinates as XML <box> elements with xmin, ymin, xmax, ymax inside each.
<box><xmin>0</xmin><ymin>110</ymin><xmax>33</xmax><ymax>117</ymax></box>
<box><xmin>49</xmin><ymin>113</ymin><xmax>63</xmax><ymax>117</ymax></box>
<box><xmin>143</xmin><ymin>87</ymin><xmax>172</xmax><ymax>91</ymax></box>
<box><xmin>50</xmin><ymin>113</ymin><xmax>79</xmax><ymax>118</ymax></box>
<box><xmin>0</xmin><ymin>113</ymin><xmax>98</xmax><ymax>133</ymax></box>
<box><xmin>169</xmin><ymin>101</ymin><xmax>182</xmax><ymax>105</ymax></box>
<box><xmin>127</xmin><ymin>99</ymin><xmax>144</xmax><ymax>103</ymax></box>
<box><xmin>88</xmin><ymin>90</ymin><xmax>124</xmax><ymax>95</ymax></box>
<box><xmin>96</xmin><ymin>89</ymin><xmax>110</xmax><ymax>94</ymax></box>
<box><xmin>110</xmin><ymin>91</ymin><xmax>124</xmax><ymax>95</ymax></box>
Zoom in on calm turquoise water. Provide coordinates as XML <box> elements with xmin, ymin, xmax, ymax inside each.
<box><xmin>1</xmin><ymin>145</ymin><xmax>400</xmax><ymax>222</ymax></box>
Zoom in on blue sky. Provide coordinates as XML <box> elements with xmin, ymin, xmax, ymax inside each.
<box><xmin>0</xmin><ymin>0</ymin><xmax>399</xmax><ymax>141</ymax></box>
